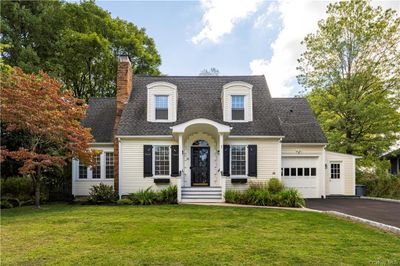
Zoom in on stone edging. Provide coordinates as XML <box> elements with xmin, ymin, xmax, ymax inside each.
<box><xmin>326</xmin><ymin>211</ymin><xmax>400</xmax><ymax>235</ymax></box>
<box><xmin>361</xmin><ymin>196</ymin><xmax>400</xmax><ymax>203</ymax></box>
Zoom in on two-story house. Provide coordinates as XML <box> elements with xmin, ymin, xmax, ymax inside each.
<box><xmin>72</xmin><ymin>56</ymin><xmax>359</xmax><ymax>202</ymax></box>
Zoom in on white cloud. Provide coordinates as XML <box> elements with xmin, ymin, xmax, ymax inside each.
<box><xmin>250</xmin><ymin>0</ymin><xmax>400</xmax><ymax>98</ymax></box>
<box><xmin>250</xmin><ymin>0</ymin><xmax>331</xmax><ymax>97</ymax></box>
<box><xmin>192</xmin><ymin>0</ymin><xmax>263</xmax><ymax>44</ymax></box>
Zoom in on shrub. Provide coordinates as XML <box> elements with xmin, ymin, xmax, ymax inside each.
<box><xmin>158</xmin><ymin>186</ymin><xmax>177</xmax><ymax>204</ymax></box>
<box><xmin>267</xmin><ymin>178</ymin><xmax>285</xmax><ymax>194</ymax></box>
<box><xmin>358</xmin><ymin>173</ymin><xmax>400</xmax><ymax>199</ymax></box>
<box><xmin>1</xmin><ymin>176</ymin><xmax>32</xmax><ymax>201</ymax></box>
<box><xmin>0</xmin><ymin>199</ymin><xmax>13</xmax><ymax>209</ymax></box>
<box><xmin>278</xmin><ymin>189</ymin><xmax>305</xmax><ymax>207</ymax></box>
<box><xmin>224</xmin><ymin>190</ymin><xmax>242</xmax><ymax>203</ymax></box>
<box><xmin>129</xmin><ymin>187</ymin><xmax>158</xmax><ymax>205</ymax></box>
<box><xmin>117</xmin><ymin>198</ymin><xmax>133</xmax><ymax>205</ymax></box>
<box><xmin>88</xmin><ymin>183</ymin><xmax>117</xmax><ymax>203</ymax></box>
<box><xmin>253</xmin><ymin>189</ymin><xmax>272</xmax><ymax>206</ymax></box>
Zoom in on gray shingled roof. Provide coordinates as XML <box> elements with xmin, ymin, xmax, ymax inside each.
<box><xmin>117</xmin><ymin>76</ymin><xmax>284</xmax><ymax>136</ymax></box>
<box><xmin>272</xmin><ymin>98</ymin><xmax>327</xmax><ymax>143</ymax></box>
<box><xmin>82</xmin><ymin>98</ymin><xmax>116</xmax><ymax>142</ymax></box>
<box><xmin>83</xmin><ymin>76</ymin><xmax>327</xmax><ymax>143</ymax></box>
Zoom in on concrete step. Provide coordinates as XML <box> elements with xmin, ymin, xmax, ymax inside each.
<box><xmin>182</xmin><ymin>187</ymin><xmax>222</xmax><ymax>192</ymax></box>
<box><xmin>181</xmin><ymin>198</ymin><xmax>225</xmax><ymax>203</ymax></box>
<box><xmin>182</xmin><ymin>191</ymin><xmax>222</xmax><ymax>195</ymax></box>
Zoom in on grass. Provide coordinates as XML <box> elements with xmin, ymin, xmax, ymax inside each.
<box><xmin>1</xmin><ymin>204</ymin><xmax>400</xmax><ymax>265</ymax></box>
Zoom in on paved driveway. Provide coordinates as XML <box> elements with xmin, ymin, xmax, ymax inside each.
<box><xmin>306</xmin><ymin>198</ymin><xmax>400</xmax><ymax>228</ymax></box>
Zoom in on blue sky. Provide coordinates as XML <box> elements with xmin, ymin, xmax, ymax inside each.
<box><xmin>95</xmin><ymin>0</ymin><xmax>399</xmax><ymax>97</ymax></box>
<box><xmin>97</xmin><ymin>1</ymin><xmax>278</xmax><ymax>75</ymax></box>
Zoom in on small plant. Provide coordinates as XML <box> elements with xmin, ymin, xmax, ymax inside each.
<box><xmin>224</xmin><ymin>190</ymin><xmax>241</xmax><ymax>203</ymax></box>
<box><xmin>88</xmin><ymin>183</ymin><xmax>117</xmax><ymax>204</ymax></box>
<box><xmin>117</xmin><ymin>198</ymin><xmax>133</xmax><ymax>205</ymax></box>
<box><xmin>130</xmin><ymin>187</ymin><xmax>158</xmax><ymax>205</ymax></box>
<box><xmin>278</xmin><ymin>189</ymin><xmax>305</xmax><ymax>207</ymax></box>
<box><xmin>253</xmin><ymin>190</ymin><xmax>272</xmax><ymax>206</ymax></box>
<box><xmin>158</xmin><ymin>186</ymin><xmax>177</xmax><ymax>204</ymax></box>
<box><xmin>267</xmin><ymin>178</ymin><xmax>285</xmax><ymax>194</ymax></box>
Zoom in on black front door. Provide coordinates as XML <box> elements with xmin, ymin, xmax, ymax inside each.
<box><xmin>191</xmin><ymin>147</ymin><xmax>210</xmax><ymax>186</ymax></box>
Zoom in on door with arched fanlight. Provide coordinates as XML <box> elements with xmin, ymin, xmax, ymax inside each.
<box><xmin>191</xmin><ymin>140</ymin><xmax>210</xmax><ymax>186</ymax></box>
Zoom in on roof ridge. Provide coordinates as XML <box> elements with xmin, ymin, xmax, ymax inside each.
<box><xmin>134</xmin><ymin>75</ymin><xmax>265</xmax><ymax>78</ymax></box>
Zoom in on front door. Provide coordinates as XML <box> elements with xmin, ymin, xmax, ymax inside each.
<box><xmin>191</xmin><ymin>147</ymin><xmax>210</xmax><ymax>186</ymax></box>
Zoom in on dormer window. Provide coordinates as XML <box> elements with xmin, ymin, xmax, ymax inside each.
<box><xmin>155</xmin><ymin>95</ymin><xmax>169</xmax><ymax>120</ymax></box>
<box><xmin>231</xmin><ymin>95</ymin><xmax>245</xmax><ymax>120</ymax></box>
<box><xmin>146</xmin><ymin>82</ymin><xmax>177</xmax><ymax>122</ymax></box>
<box><xmin>222</xmin><ymin>81</ymin><xmax>253</xmax><ymax>122</ymax></box>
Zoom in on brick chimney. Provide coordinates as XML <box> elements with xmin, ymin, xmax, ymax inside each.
<box><xmin>113</xmin><ymin>55</ymin><xmax>133</xmax><ymax>194</ymax></box>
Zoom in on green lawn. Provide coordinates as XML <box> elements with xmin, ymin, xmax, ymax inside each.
<box><xmin>1</xmin><ymin>204</ymin><xmax>399</xmax><ymax>265</ymax></box>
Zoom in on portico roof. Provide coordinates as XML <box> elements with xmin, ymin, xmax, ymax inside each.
<box><xmin>170</xmin><ymin>118</ymin><xmax>231</xmax><ymax>134</ymax></box>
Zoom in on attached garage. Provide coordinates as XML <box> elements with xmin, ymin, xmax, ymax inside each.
<box><xmin>281</xmin><ymin>156</ymin><xmax>320</xmax><ymax>198</ymax></box>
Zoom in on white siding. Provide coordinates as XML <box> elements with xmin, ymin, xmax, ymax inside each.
<box><xmin>325</xmin><ymin>151</ymin><xmax>356</xmax><ymax>195</ymax></box>
<box><xmin>225</xmin><ymin>138</ymin><xmax>281</xmax><ymax>191</ymax></box>
<box><xmin>120</xmin><ymin>138</ymin><xmax>178</xmax><ymax>195</ymax></box>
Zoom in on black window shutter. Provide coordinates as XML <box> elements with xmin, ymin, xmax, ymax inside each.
<box><xmin>171</xmin><ymin>145</ymin><xmax>179</xmax><ymax>177</ymax></box>
<box><xmin>143</xmin><ymin>145</ymin><xmax>153</xmax><ymax>177</ymax></box>
<box><xmin>223</xmin><ymin>145</ymin><xmax>230</xmax><ymax>176</ymax></box>
<box><xmin>248</xmin><ymin>145</ymin><xmax>257</xmax><ymax>177</ymax></box>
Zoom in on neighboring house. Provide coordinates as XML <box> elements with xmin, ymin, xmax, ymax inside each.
<box><xmin>382</xmin><ymin>148</ymin><xmax>400</xmax><ymax>175</ymax></box>
<box><xmin>72</xmin><ymin>56</ymin><xmax>359</xmax><ymax>202</ymax></box>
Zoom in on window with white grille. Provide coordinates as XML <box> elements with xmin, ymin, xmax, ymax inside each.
<box><xmin>105</xmin><ymin>152</ymin><xmax>114</xmax><ymax>179</ymax></box>
<box><xmin>92</xmin><ymin>154</ymin><xmax>101</xmax><ymax>179</ymax></box>
<box><xmin>331</xmin><ymin>163</ymin><xmax>340</xmax><ymax>179</ymax></box>
<box><xmin>231</xmin><ymin>145</ymin><xmax>246</xmax><ymax>176</ymax></box>
<box><xmin>154</xmin><ymin>146</ymin><xmax>170</xmax><ymax>176</ymax></box>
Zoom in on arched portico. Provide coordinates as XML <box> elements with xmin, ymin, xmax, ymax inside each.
<box><xmin>170</xmin><ymin>119</ymin><xmax>231</xmax><ymax>189</ymax></box>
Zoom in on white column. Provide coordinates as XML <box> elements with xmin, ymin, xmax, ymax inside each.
<box><xmin>178</xmin><ymin>134</ymin><xmax>183</xmax><ymax>175</ymax></box>
<box><xmin>219</xmin><ymin>133</ymin><xmax>226</xmax><ymax>201</ymax></box>
<box><xmin>219</xmin><ymin>133</ymin><xmax>224</xmax><ymax>174</ymax></box>
<box><xmin>178</xmin><ymin>134</ymin><xmax>183</xmax><ymax>203</ymax></box>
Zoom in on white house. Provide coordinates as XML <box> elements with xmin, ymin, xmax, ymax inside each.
<box><xmin>72</xmin><ymin>56</ymin><xmax>359</xmax><ymax>202</ymax></box>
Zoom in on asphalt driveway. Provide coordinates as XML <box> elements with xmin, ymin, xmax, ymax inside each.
<box><xmin>306</xmin><ymin>198</ymin><xmax>400</xmax><ymax>228</ymax></box>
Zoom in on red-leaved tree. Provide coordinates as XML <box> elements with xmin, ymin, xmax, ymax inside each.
<box><xmin>1</xmin><ymin>68</ymin><xmax>96</xmax><ymax>207</ymax></box>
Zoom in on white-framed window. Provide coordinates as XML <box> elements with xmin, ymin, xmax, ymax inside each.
<box><xmin>155</xmin><ymin>95</ymin><xmax>169</xmax><ymax>120</ymax></box>
<box><xmin>231</xmin><ymin>145</ymin><xmax>247</xmax><ymax>176</ymax></box>
<box><xmin>330</xmin><ymin>163</ymin><xmax>341</xmax><ymax>179</ymax></box>
<box><xmin>105</xmin><ymin>152</ymin><xmax>114</xmax><ymax>179</ymax></box>
<box><xmin>92</xmin><ymin>154</ymin><xmax>101</xmax><ymax>179</ymax></box>
<box><xmin>154</xmin><ymin>145</ymin><xmax>170</xmax><ymax>176</ymax></box>
<box><xmin>79</xmin><ymin>161</ymin><xmax>87</xmax><ymax>179</ymax></box>
<box><xmin>231</xmin><ymin>95</ymin><xmax>245</xmax><ymax>120</ymax></box>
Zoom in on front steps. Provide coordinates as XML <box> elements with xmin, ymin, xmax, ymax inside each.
<box><xmin>181</xmin><ymin>187</ymin><xmax>223</xmax><ymax>203</ymax></box>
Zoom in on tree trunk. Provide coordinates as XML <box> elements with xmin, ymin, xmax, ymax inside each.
<box><xmin>34</xmin><ymin>169</ymin><xmax>41</xmax><ymax>208</ymax></box>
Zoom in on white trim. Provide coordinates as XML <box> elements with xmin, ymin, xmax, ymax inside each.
<box><xmin>171</xmin><ymin>118</ymin><xmax>231</xmax><ymax>134</ymax></box>
<box><xmin>282</xmin><ymin>154</ymin><xmax>320</xmax><ymax>157</ymax></box>
<box><xmin>118</xmin><ymin>139</ymin><xmax>122</xmax><ymax>197</ymax></box>
<box><xmin>228</xmin><ymin>135</ymin><xmax>284</xmax><ymax>139</ymax></box>
<box><xmin>146</xmin><ymin>81</ymin><xmax>177</xmax><ymax>90</ymax></box>
<box><xmin>223</xmin><ymin>81</ymin><xmax>253</xmax><ymax>90</ymax></box>
<box><xmin>325</xmin><ymin>150</ymin><xmax>362</xmax><ymax>158</ymax></box>
<box><xmin>282</xmin><ymin>143</ymin><xmax>328</xmax><ymax>146</ymax></box>
<box><xmin>115</xmin><ymin>135</ymin><xmax>173</xmax><ymax>139</ymax></box>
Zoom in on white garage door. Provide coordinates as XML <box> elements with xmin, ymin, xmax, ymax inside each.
<box><xmin>281</xmin><ymin>157</ymin><xmax>319</xmax><ymax>198</ymax></box>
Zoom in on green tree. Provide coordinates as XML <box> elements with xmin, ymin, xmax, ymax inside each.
<box><xmin>1</xmin><ymin>0</ymin><xmax>161</xmax><ymax>101</ymax></box>
<box><xmin>297</xmin><ymin>0</ymin><xmax>400</xmax><ymax>167</ymax></box>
